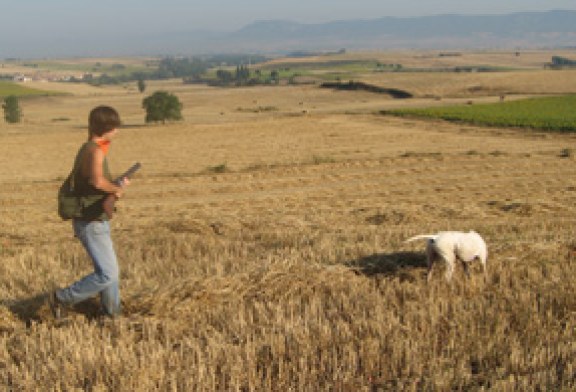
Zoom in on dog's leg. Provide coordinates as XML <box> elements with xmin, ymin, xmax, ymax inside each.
<box><xmin>461</xmin><ymin>259</ymin><xmax>470</xmax><ymax>278</ymax></box>
<box><xmin>426</xmin><ymin>242</ymin><xmax>435</xmax><ymax>282</ymax></box>
<box><xmin>480</xmin><ymin>257</ymin><xmax>487</xmax><ymax>280</ymax></box>
<box><xmin>445</xmin><ymin>262</ymin><xmax>454</xmax><ymax>282</ymax></box>
<box><xmin>443</xmin><ymin>254</ymin><xmax>456</xmax><ymax>282</ymax></box>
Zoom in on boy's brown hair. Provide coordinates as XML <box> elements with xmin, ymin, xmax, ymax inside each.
<box><xmin>89</xmin><ymin>106</ymin><xmax>121</xmax><ymax>136</ymax></box>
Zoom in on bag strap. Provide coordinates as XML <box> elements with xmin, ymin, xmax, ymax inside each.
<box><xmin>68</xmin><ymin>142</ymin><xmax>90</xmax><ymax>193</ymax></box>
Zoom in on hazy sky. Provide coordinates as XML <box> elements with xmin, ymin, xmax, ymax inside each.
<box><xmin>1</xmin><ymin>1</ymin><xmax>575</xmax><ymax>57</ymax></box>
<box><xmin>3</xmin><ymin>0</ymin><xmax>576</xmax><ymax>33</ymax></box>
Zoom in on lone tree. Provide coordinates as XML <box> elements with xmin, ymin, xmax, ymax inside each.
<box><xmin>142</xmin><ymin>91</ymin><xmax>183</xmax><ymax>123</ymax></box>
<box><xmin>3</xmin><ymin>95</ymin><xmax>22</xmax><ymax>123</ymax></box>
<box><xmin>137</xmin><ymin>78</ymin><xmax>146</xmax><ymax>93</ymax></box>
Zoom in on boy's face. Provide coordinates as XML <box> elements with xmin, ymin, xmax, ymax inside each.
<box><xmin>102</xmin><ymin>128</ymin><xmax>119</xmax><ymax>141</ymax></box>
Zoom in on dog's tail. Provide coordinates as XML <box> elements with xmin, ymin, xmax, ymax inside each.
<box><xmin>405</xmin><ymin>234</ymin><xmax>437</xmax><ymax>243</ymax></box>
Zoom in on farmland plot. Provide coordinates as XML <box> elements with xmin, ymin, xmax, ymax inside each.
<box><xmin>0</xmin><ymin>55</ymin><xmax>575</xmax><ymax>390</ymax></box>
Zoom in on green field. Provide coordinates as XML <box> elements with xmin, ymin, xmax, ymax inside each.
<box><xmin>0</xmin><ymin>81</ymin><xmax>62</xmax><ymax>98</ymax></box>
<box><xmin>384</xmin><ymin>95</ymin><xmax>576</xmax><ymax>132</ymax></box>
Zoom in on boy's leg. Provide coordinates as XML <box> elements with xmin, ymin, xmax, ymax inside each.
<box><xmin>57</xmin><ymin>220</ymin><xmax>120</xmax><ymax>316</ymax></box>
<box><xmin>100</xmin><ymin>280</ymin><xmax>121</xmax><ymax>317</ymax></box>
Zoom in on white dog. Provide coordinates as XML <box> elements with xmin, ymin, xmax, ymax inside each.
<box><xmin>405</xmin><ymin>231</ymin><xmax>487</xmax><ymax>282</ymax></box>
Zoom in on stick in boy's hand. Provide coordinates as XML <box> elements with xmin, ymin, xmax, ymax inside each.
<box><xmin>103</xmin><ymin>162</ymin><xmax>141</xmax><ymax>218</ymax></box>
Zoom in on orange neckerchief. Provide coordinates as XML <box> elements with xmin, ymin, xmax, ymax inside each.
<box><xmin>95</xmin><ymin>139</ymin><xmax>111</xmax><ymax>155</ymax></box>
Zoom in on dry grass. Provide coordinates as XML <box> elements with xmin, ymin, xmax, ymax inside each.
<box><xmin>1</xmin><ymin>51</ymin><xmax>575</xmax><ymax>391</ymax></box>
<box><xmin>361</xmin><ymin>69</ymin><xmax>576</xmax><ymax>99</ymax></box>
<box><xmin>266</xmin><ymin>49</ymin><xmax>575</xmax><ymax>69</ymax></box>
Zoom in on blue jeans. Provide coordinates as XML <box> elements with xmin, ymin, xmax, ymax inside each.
<box><xmin>57</xmin><ymin>220</ymin><xmax>121</xmax><ymax>316</ymax></box>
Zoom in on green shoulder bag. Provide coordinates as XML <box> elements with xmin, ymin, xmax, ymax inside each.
<box><xmin>57</xmin><ymin>161</ymin><xmax>83</xmax><ymax>220</ymax></box>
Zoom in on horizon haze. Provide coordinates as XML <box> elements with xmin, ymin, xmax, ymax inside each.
<box><xmin>1</xmin><ymin>1</ymin><xmax>576</xmax><ymax>58</ymax></box>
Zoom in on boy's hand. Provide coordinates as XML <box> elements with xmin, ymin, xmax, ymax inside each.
<box><xmin>113</xmin><ymin>178</ymin><xmax>130</xmax><ymax>199</ymax></box>
<box><xmin>119</xmin><ymin>177</ymin><xmax>131</xmax><ymax>187</ymax></box>
<box><xmin>114</xmin><ymin>189</ymin><xmax>124</xmax><ymax>199</ymax></box>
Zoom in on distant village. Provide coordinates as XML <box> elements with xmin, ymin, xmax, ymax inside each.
<box><xmin>1</xmin><ymin>62</ymin><xmax>94</xmax><ymax>83</ymax></box>
<box><xmin>9</xmin><ymin>72</ymin><xmax>89</xmax><ymax>83</ymax></box>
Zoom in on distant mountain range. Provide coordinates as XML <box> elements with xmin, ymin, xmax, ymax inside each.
<box><xmin>2</xmin><ymin>10</ymin><xmax>576</xmax><ymax>58</ymax></box>
<box><xmin>150</xmin><ymin>10</ymin><xmax>576</xmax><ymax>55</ymax></box>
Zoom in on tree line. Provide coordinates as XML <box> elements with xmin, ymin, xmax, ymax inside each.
<box><xmin>211</xmin><ymin>65</ymin><xmax>281</xmax><ymax>87</ymax></box>
<box><xmin>549</xmin><ymin>56</ymin><xmax>576</xmax><ymax>69</ymax></box>
<box><xmin>77</xmin><ymin>55</ymin><xmax>268</xmax><ymax>86</ymax></box>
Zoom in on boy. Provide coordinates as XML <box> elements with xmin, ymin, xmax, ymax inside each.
<box><xmin>51</xmin><ymin>105</ymin><xmax>129</xmax><ymax>319</ymax></box>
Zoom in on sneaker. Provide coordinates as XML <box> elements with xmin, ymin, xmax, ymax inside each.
<box><xmin>49</xmin><ymin>291</ymin><xmax>66</xmax><ymax>320</ymax></box>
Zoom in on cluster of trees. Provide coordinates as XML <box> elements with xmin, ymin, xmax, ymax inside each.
<box><xmin>77</xmin><ymin>57</ymin><xmax>209</xmax><ymax>86</ymax></box>
<box><xmin>320</xmin><ymin>81</ymin><xmax>412</xmax><ymax>98</ymax></box>
<box><xmin>549</xmin><ymin>56</ymin><xmax>576</xmax><ymax>68</ymax></box>
<box><xmin>212</xmin><ymin>66</ymin><xmax>282</xmax><ymax>87</ymax></box>
<box><xmin>76</xmin><ymin>55</ymin><xmax>268</xmax><ymax>86</ymax></box>
<box><xmin>213</xmin><ymin>65</ymin><xmax>261</xmax><ymax>86</ymax></box>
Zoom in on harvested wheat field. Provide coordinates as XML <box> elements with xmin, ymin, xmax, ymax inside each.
<box><xmin>1</xmin><ymin>55</ymin><xmax>576</xmax><ymax>390</ymax></box>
